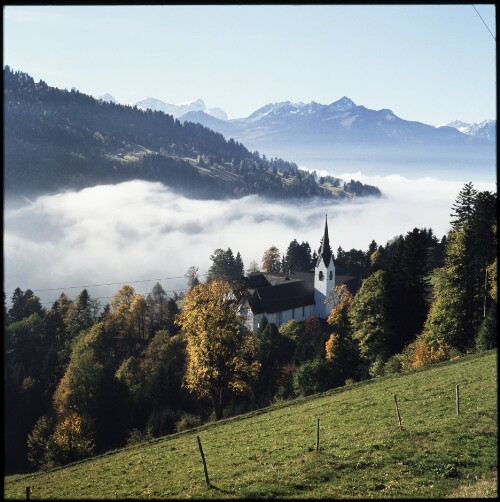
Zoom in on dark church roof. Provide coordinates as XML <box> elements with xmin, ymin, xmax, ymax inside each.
<box><xmin>244</xmin><ymin>271</ymin><xmax>315</xmax><ymax>314</ymax></box>
<box><xmin>243</xmin><ymin>270</ymin><xmax>360</xmax><ymax>315</ymax></box>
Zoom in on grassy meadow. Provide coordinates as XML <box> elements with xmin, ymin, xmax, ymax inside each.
<box><xmin>4</xmin><ymin>350</ymin><xmax>497</xmax><ymax>499</ymax></box>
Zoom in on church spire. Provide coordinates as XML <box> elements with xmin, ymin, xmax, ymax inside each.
<box><xmin>318</xmin><ymin>215</ymin><xmax>332</xmax><ymax>267</ymax></box>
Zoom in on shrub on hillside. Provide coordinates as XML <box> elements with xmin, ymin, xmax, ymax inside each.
<box><xmin>174</xmin><ymin>413</ymin><xmax>203</xmax><ymax>433</ymax></box>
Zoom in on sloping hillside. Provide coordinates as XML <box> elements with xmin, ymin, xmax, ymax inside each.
<box><xmin>3</xmin><ymin>67</ymin><xmax>380</xmax><ymax>200</ymax></box>
<box><xmin>4</xmin><ymin>350</ymin><xmax>497</xmax><ymax>499</ymax></box>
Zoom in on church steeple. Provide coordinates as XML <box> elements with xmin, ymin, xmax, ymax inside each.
<box><xmin>314</xmin><ymin>215</ymin><xmax>335</xmax><ymax>319</ymax></box>
<box><xmin>317</xmin><ymin>215</ymin><xmax>332</xmax><ymax>267</ymax></box>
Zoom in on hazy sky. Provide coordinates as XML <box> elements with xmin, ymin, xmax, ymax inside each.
<box><xmin>3</xmin><ymin>4</ymin><xmax>496</xmax><ymax>125</ymax></box>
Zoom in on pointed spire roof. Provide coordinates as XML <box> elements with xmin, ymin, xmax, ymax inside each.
<box><xmin>317</xmin><ymin>215</ymin><xmax>332</xmax><ymax>267</ymax></box>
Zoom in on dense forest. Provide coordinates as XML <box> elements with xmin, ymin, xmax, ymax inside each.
<box><xmin>4</xmin><ymin>182</ymin><xmax>496</xmax><ymax>474</ymax></box>
<box><xmin>4</xmin><ymin>67</ymin><xmax>380</xmax><ymax>200</ymax></box>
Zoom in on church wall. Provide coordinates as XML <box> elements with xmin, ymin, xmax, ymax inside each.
<box><xmin>247</xmin><ymin>303</ymin><xmax>316</xmax><ymax>331</ymax></box>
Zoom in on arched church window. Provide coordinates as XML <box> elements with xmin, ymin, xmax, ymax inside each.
<box><xmin>329</xmin><ymin>271</ymin><xmax>333</xmax><ymax>280</ymax></box>
<box><xmin>318</xmin><ymin>271</ymin><xmax>324</xmax><ymax>281</ymax></box>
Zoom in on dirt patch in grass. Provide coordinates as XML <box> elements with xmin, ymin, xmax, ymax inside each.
<box><xmin>446</xmin><ymin>469</ymin><xmax>497</xmax><ymax>498</ymax></box>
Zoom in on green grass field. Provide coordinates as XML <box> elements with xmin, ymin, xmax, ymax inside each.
<box><xmin>4</xmin><ymin>350</ymin><xmax>497</xmax><ymax>499</ymax></box>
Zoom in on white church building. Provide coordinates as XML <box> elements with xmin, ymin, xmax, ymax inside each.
<box><xmin>240</xmin><ymin>216</ymin><xmax>359</xmax><ymax>331</ymax></box>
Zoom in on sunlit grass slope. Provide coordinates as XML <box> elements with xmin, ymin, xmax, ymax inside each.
<box><xmin>4</xmin><ymin>350</ymin><xmax>497</xmax><ymax>499</ymax></box>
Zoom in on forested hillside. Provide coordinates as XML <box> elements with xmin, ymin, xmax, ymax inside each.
<box><xmin>3</xmin><ymin>67</ymin><xmax>380</xmax><ymax>200</ymax></box>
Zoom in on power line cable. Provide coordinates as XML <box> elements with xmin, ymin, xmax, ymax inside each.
<box><xmin>472</xmin><ymin>4</ymin><xmax>496</xmax><ymax>41</ymax></box>
<box><xmin>5</xmin><ymin>272</ymin><xmax>208</xmax><ymax>297</ymax></box>
<box><xmin>38</xmin><ymin>288</ymin><xmax>190</xmax><ymax>306</ymax></box>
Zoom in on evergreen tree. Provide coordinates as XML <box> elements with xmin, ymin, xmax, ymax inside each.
<box><xmin>384</xmin><ymin>228</ymin><xmax>439</xmax><ymax>353</ymax></box>
<box><xmin>253</xmin><ymin>321</ymin><xmax>295</xmax><ymax>406</ymax></box>
<box><xmin>285</xmin><ymin>239</ymin><xmax>312</xmax><ymax>272</ymax></box>
<box><xmin>207</xmin><ymin>248</ymin><xmax>244</xmax><ymax>281</ymax></box>
<box><xmin>146</xmin><ymin>282</ymin><xmax>170</xmax><ymax>337</ymax></box>
<box><xmin>64</xmin><ymin>289</ymin><xmax>97</xmax><ymax>341</ymax></box>
<box><xmin>8</xmin><ymin>288</ymin><xmax>43</xmax><ymax>323</ymax></box>
<box><xmin>422</xmin><ymin>184</ymin><xmax>496</xmax><ymax>352</ymax></box>
<box><xmin>234</xmin><ymin>251</ymin><xmax>244</xmax><ymax>278</ymax></box>
<box><xmin>475</xmin><ymin>303</ymin><xmax>497</xmax><ymax>351</ymax></box>
<box><xmin>349</xmin><ymin>270</ymin><xmax>392</xmax><ymax>374</ymax></box>
<box><xmin>450</xmin><ymin>181</ymin><xmax>478</xmax><ymax>230</ymax></box>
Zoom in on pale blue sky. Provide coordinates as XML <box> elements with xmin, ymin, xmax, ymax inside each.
<box><xmin>3</xmin><ymin>4</ymin><xmax>497</xmax><ymax>125</ymax></box>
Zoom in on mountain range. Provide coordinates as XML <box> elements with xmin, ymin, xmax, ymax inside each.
<box><xmin>102</xmin><ymin>93</ymin><xmax>495</xmax><ymax>142</ymax></box>
<box><xmin>98</xmin><ymin>93</ymin><xmax>495</xmax><ymax>172</ymax></box>
<box><xmin>439</xmin><ymin>120</ymin><xmax>496</xmax><ymax>141</ymax></box>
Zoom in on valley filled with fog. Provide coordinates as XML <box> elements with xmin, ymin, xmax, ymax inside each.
<box><xmin>4</xmin><ymin>165</ymin><xmax>496</xmax><ymax>309</ymax></box>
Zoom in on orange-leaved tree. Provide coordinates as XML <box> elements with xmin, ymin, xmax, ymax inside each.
<box><xmin>176</xmin><ymin>279</ymin><xmax>260</xmax><ymax>419</ymax></box>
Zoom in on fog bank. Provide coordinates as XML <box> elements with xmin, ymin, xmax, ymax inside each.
<box><xmin>4</xmin><ymin>174</ymin><xmax>496</xmax><ymax>308</ymax></box>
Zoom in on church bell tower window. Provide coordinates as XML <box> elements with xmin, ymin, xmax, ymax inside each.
<box><xmin>329</xmin><ymin>271</ymin><xmax>333</xmax><ymax>280</ymax></box>
<box><xmin>318</xmin><ymin>271</ymin><xmax>324</xmax><ymax>281</ymax></box>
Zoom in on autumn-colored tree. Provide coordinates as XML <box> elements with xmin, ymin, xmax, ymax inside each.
<box><xmin>399</xmin><ymin>333</ymin><xmax>457</xmax><ymax>371</ymax></box>
<box><xmin>176</xmin><ymin>279</ymin><xmax>260</xmax><ymax>419</ymax></box>
<box><xmin>327</xmin><ymin>284</ymin><xmax>353</xmax><ymax>332</ymax></box>
<box><xmin>487</xmin><ymin>255</ymin><xmax>497</xmax><ymax>302</ymax></box>
<box><xmin>51</xmin><ymin>410</ymin><xmax>95</xmax><ymax>465</ymax></box>
<box><xmin>325</xmin><ymin>284</ymin><xmax>362</xmax><ymax>382</ymax></box>
<box><xmin>262</xmin><ymin>245</ymin><xmax>282</xmax><ymax>273</ymax></box>
<box><xmin>105</xmin><ymin>285</ymin><xmax>149</xmax><ymax>356</ymax></box>
<box><xmin>52</xmin><ymin>323</ymin><xmax>129</xmax><ymax>454</ymax></box>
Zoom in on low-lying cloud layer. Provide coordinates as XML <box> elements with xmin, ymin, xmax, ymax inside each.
<box><xmin>4</xmin><ymin>173</ymin><xmax>495</xmax><ymax>309</ymax></box>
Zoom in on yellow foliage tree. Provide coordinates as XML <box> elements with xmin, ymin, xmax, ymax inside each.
<box><xmin>487</xmin><ymin>256</ymin><xmax>497</xmax><ymax>302</ymax></box>
<box><xmin>400</xmin><ymin>334</ymin><xmax>457</xmax><ymax>370</ymax></box>
<box><xmin>327</xmin><ymin>284</ymin><xmax>353</xmax><ymax>330</ymax></box>
<box><xmin>325</xmin><ymin>332</ymin><xmax>339</xmax><ymax>361</ymax></box>
<box><xmin>176</xmin><ymin>279</ymin><xmax>260</xmax><ymax>419</ymax></box>
<box><xmin>52</xmin><ymin>410</ymin><xmax>94</xmax><ymax>463</ymax></box>
<box><xmin>105</xmin><ymin>285</ymin><xmax>149</xmax><ymax>350</ymax></box>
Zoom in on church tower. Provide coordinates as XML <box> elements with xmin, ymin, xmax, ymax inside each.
<box><xmin>314</xmin><ymin>215</ymin><xmax>336</xmax><ymax>318</ymax></box>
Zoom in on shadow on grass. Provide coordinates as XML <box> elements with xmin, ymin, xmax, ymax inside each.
<box><xmin>209</xmin><ymin>483</ymin><xmax>236</xmax><ymax>495</ymax></box>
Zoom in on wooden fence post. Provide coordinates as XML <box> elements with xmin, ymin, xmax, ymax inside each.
<box><xmin>197</xmin><ymin>435</ymin><xmax>210</xmax><ymax>487</ymax></box>
<box><xmin>316</xmin><ymin>418</ymin><xmax>320</xmax><ymax>452</ymax></box>
<box><xmin>25</xmin><ymin>486</ymin><xmax>31</xmax><ymax>500</ymax></box>
<box><xmin>393</xmin><ymin>394</ymin><xmax>403</xmax><ymax>431</ymax></box>
<box><xmin>456</xmin><ymin>385</ymin><xmax>460</xmax><ymax>415</ymax></box>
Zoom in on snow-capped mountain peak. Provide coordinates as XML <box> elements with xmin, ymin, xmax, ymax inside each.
<box><xmin>133</xmin><ymin>97</ymin><xmax>227</xmax><ymax>120</ymax></box>
<box><xmin>245</xmin><ymin>98</ymin><xmax>357</xmax><ymax>122</ymax></box>
<box><xmin>329</xmin><ymin>96</ymin><xmax>356</xmax><ymax>110</ymax></box>
<box><xmin>176</xmin><ymin>98</ymin><xmax>206</xmax><ymax>108</ymax></box>
<box><xmin>98</xmin><ymin>93</ymin><xmax>118</xmax><ymax>104</ymax></box>
<box><xmin>440</xmin><ymin>119</ymin><xmax>496</xmax><ymax>141</ymax></box>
